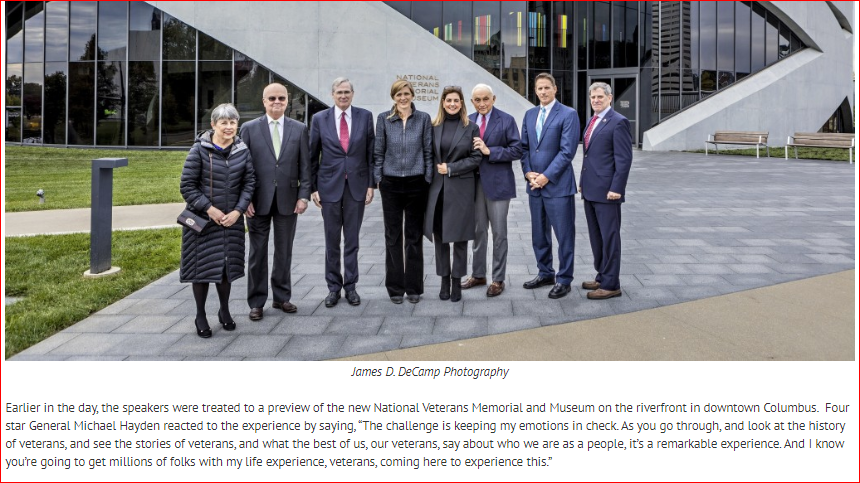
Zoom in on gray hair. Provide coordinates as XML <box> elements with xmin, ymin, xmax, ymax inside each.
<box><xmin>331</xmin><ymin>77</ymin><xmax>354</xmax><ymax>93</ymax></box>
<box><xmin>589</xmin><ymin>82</ymin><xmax>612</xmax><ymax>96</ymax></box>
<box><xmin>471</xmin><ymin>83</ymin><xmax>494</xmax><ymax>97</ymax></box>
<box><xmin>210</xmin><ymin>103</ymin><xmax>239</xmax><ymax>123</ymax></box>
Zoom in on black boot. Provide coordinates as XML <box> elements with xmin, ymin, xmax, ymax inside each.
<box><xmin>450</xmin><ymin>278</ymin><xmax>462</xmax><ymax>302</ymax></box>
<box><xmin>439</xmin><ymin>276</ymin><xmax>451</xmax><ymax>300</ymax></box>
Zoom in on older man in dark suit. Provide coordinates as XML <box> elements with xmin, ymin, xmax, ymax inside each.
<box><xmin>461</xmin><ymin>84</ymin><xmax>522</xmax><ymax>297</ymax></box>
<box><xmin>241</xmin><ymin>83</ymin><xmax>312</xmax><ymax>320</ymax></box>
<box><xmin>310</xmin><ymin>77</ymin><xmax>375</xmax><ymax>308</ymax></box>
<box><xmin>579</xmin><ymin>82</ymin><xmax>632</xmax><ymax>300</ymax></box>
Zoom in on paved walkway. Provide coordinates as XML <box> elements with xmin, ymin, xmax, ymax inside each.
<box><xmin>7</xmin><ymin>151</ymin><xmax>856</xmax><ymax>360</ymax></box>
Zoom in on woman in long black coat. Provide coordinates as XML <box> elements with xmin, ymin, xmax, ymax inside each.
<box><xmin>180</xmin><ymin>103</ymin><xmax>255</xmax><ymax>338</ymax></box>
<box><xmin>424</xmin><ymin>86</ymin><xmax>482</xmax><ymax>302</ymax></box>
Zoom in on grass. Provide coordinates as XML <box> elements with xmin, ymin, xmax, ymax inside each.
<box><xmin>4</xmin><ymin>146</ymin><xmax>187</xmax><ymax>212</ymax></box>
<box><xmin>4</xmin><ymin>228</ymin><xmax>182</xmax><ymax>358</ymax></box>
<box><xmin>690</xmin><ymin>146</ymin><xmax>853</xmax><ymax>162</ymax></box>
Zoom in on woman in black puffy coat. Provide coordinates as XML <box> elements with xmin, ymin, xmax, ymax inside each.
<box><xmin>180</xmin><ymin>103</ymin><xmax>255</xmax><ymax>338</ymax></box>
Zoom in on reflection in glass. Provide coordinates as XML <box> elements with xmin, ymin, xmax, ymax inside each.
<box><xmin>307</xmin><ymin>97</ymin><xmax>328</xmax><ymax>126</ymax></box>
<box><xmin>735</xmin><ymin>2</ymin><xmax>750</xmax><ymax>77</ymax></box>
<box><xmin>23</xmin><ymin>63</ymin><xmax>44</xmax><ymax>142</ymax></box>
<box><xmin>718</xmin><ymin>71</ymin><xmax>735</xmax><ymax>90</ymax></box>
<box><xmin>162</xmin><ymin>61</ymin><xmax>196</xmax><ymax>146</ymax></box>
<box><xmin>97</xmin><ymin>61</ymin><xmax>126</xmax><ymax>145</ymax></box>
<box><xmin>44</xmin><ymin>62</ymin><xmax>68</xmax><ymax>144</ymax></box>
<box><xmin>716</xmin><ymin>1</ymin><xmax>733</xmax><ymax>74</ymax></box>
<box><xmin>591</xmin><ymin>1</ymin><xmax>610</xmax><ymax>69</ymax></box>
<box><xmin>765</xmin><ymin>11</ymin><xmax>778</xmax><ymax>65</ymax></box>
<box><xmin>99</xmin><ymin>2</ymin><xmax>127</xmax><ymax>61</ymax></box>
<box><xmin>273</xmin><ymin>75</ymin><xmax>307</xmax><ymax>123</ymax></box>
<box><xmin>640</xmin><ymin>1</ymin><xmax>652</xmax><ymax>65</ymax></box>
<box><xmin>24</xmin><ymin>2</ymin><xmax>45</xmax><ymax>63</ymax></box>
<box><xmin>163</xmin><ymin>14</ymin><xmax>196</xmax><ymax>60</ymax></box>
<box><xmin>7</xmin><ymin>109</ymin><xmax>23</xmax><ymax>142</ymax></box>
<box><xmin>68</xmin><ymin>62</ymin><xmax>95</xmax><ymax>145</ymax></box>
<box><xmin>750</xmin><ymin>3</ymin><xmax>765</xmax><ymax>72</ymax></box>
<box><xmin>199</xmin><ymin>61</ymin><xmax>233</xmax><ymax>129</ymax></box>
<box><xmin>384</xmin><ymin>1</ymin><xmax>411</xmax><ymax>18</ymax></box>
<box><xmin>576</xmin><ymin>2</ymin><xmax>587</xmax><ymax>69</ymax></box>
<box><xmin>700</xmin><ymin>70</ymin><xmax>716</xmax><ymax>94</ymax></box>
<box><xmin>128</xmin><ymin>61</ymin><xmax>159</xmax><ymax>146</ymax></box>
<box><xmin>7</xmin><ymin>3</ymin><xmax>24</xmax><ymax>63</ymax></box>
<box><xmin>699</xmin><ymin>1</ymin><xmax>715</xmax><ymax>72</ymax></box>
<box><xmin>200</xmin><ymin>32</ymin><xmax>232</xmax><ymax>61</ymax></box>
<box><xmin>473</xmin><ymin>2</ymin><xmax>501</xmax><ymax>76</ymax></box>
<box><xmin>70</xmin><ymin>2</ymin><xmax>97</xmax><ymax>61</ymax></box>
<box><xmin>553</xmin><ymin>2</ymin><xmax>573</xmax><ymax>71</ymax></box>
<box><xmin>412</xmin><ymin>2</ymin><xmax>442</xmax><ymax>36</ymax></box>
<box><xmin>659</xmin><ymin>2</ymin><xmax>681</xmax><ymax>118</ymax></box>
<box><xmin>130</xmin><ymin>2</ymin><xmax>161</xmax><ymax>61</ymax></box>
<box><xmin>443</xmin><ymin>2</ymin><xmax>473</xmax><ymax>57</ymax></box>
<box><xmin>235</xmin><ymin>57</ymin><xmax>271</xmax><ymax>125</ymax></box>
<box><xmin>613</xmin><ymin>1</ymin><xmax>638</xmax><ymax>68</ymax></box>
<box><xmin>790</xmin><ymin>33</ymin><xmax>801</xmax><ymax>54</ymax></box>
<box><xmin>45</xmin><ymin>2</ymin><xmax>70</xmax><ymax>62</ymax></box>
<box><xmin>6</xmin><ymin>63</ymin><xmax>23</xmax><ymax>106</ymax></box>
<box><xmin>501</xmin><ymin>2</ymin><xmax>527</xmax><ymax>97</ymax></box>
<box><xmin>527</xmin><ymin>1</ymin><xmax>551</xmax><ymax>77</ymax></box>
<box><xmin>778</xmin><ymin>22</ymin><xmax>790</xmax><ymax>60</ymax></box>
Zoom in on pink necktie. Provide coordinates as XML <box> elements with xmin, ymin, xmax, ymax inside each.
<box><xmin>479</xmin><ymin>115</ymin><xmax>487</xmax><ymax>139</ymax></box>
<box><xmin>584</xmin><ymin>115</ymin><xmax>599</xmax><ymax>149</ymax></box>
<box><xmin>339</xmin><ymin>112</ymin><xmax>349</xmax><ymax>152</ymax></box>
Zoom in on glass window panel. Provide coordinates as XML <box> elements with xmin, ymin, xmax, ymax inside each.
<box><xmin>442</xmin><ymin>2</ymin><xmax>472</xmax><ymax>57</ymax></box>
<box><xmin>699</xmin><ymin>1</ymin><xmax>715</xmax><ymax>71</ymax></box>
<box><xmin>716</xmin><ymin>1</ymin><xmax>733</xmax><ymax>73</ymax></box>
<box><xmin>641</xmin><ymin>1</ymin><xmax>653</xmax><ymax>65</ymax></box>
<box><xmin>575</xmin><ymin>2</ymin><xmax>587</xmax><ymax>69</ymax></box>
<box><xmin>128</xmin><ymin>61</ymin><xmax>159</xmax><ymax>146</ymax></box>
<box><xmin>69</xmin><ymin>1</ymin><xmax>96</xmax><ymax>61</ymax></box>
<box><xmin>24</xmin><ymin>2</ymin><xmax>44</xmax><ymax>63</ymax></box>
<box><xmin>273</xmin><ymin>75</ymin><xmax>307</xmax><ymax>124</ymax></box>
<box><xmin>527</xmin><ymin>2</ymin><xmax>551</xmax><ymax>71</ymax></box>
<box><xmin>613</xmin><ymin>1</ymin><xmax>638</xmax><ymax>68</ymax></box>
<box><xmin>384</xmin><ymin>1</ymin><xmax>411</xmax><ymax>18</ymax></box>
<box><xmin>7</xmin><ymin>3</ymin><xmax>24</xmax><ymax>63</ymax></box>
<box><xmin>790</xmin><ymin>33</ymin><xmax>801</xmax><ymax>53</ymax></box>
<box><xmin>43</xmin><ymin>62</ymin><xmax>67</xmax><ymax>144</ymax></box>
<box><xmin>501</xmin><ymin>2</ymin><xmax>527</xmax><ymax>97</ymax></box>
<box><xmin>473</xmin><ymin>2</ymin><xmax>501</xmax><ymax>77</ymax></box>
<box><xmin>198</xmin><ymin>61</ymin><xmax>233</xmax><ymax>129</ymax></box>
<box><xmin>162</xmin><ymin>61</ymin><xmax>196</xmax><ymax>146</ymax></box>
<box><xmin>590</xmin><ymin>1</ymin><xmax>610</xmax><ymax>69</ymax></box>
<box><xmin>689</xmin><ymin>1</ymin><xmax>698</xmax><ymax>73</ymax></box>
<box><xmin>6</xmin><ymin>63</ymin><xmax>23</xmax><ymax>106</ymax></box>
<box><xmin>7</xmin><ymin>109</ymin><xmax>23</xmax><ymax>142</ymax></box>
<box><xmin>700</xmin><ymin>70</ymin><xmax>716</xmax><ymax>94</ymax></box>
<box><xmin>68</xmin><ymin>61</ymin><xmax>95</xmax><ymax>144</ymax></box>
<box><xmin>751</xmin><ymin>3</ymin><xmax>765</xmax><ymax>72</ymax></box>
<box><xmin>307</xmin><ymin>96</ymin><xmax>328</xmax><ymax>126</ymax></box>
<box><xmin>45</xmin><ymin>2</ymin><xmax>69</xmax><ymax>62</ymax></box>
<box><xmin>681</xmin><ymin>2</ymin><xmax>695</xmax><ymax>93</ymax></box>
<box><xmin>778</xmin><ymin>21</ymin><xmax>790</xmax><ymax>60</ymax></box>
<box><xmin>163</xmin><ymin>14</ymin><xmax>196</xmax><ymax>60</ymax></box>
<box><xmin>98</xmin><ymin>2</ymin><xmax>127</xmax><ymax>61</ymax></box>
<box><xmin>718</xmin><ymin>70</ymin><xmax>735</xmax><ymax>90</ymax></box>
<box><xmin>129</xmin><ymin>2</ymin><xmax>161</xmax><ymax>61</ymax></box>
<box><xmin>97</xmin><ymin>61</ymin><xmax>125</xmax><ymax>145</ymax></box>
<box><xmin>660</xmin><ymin>1</ymin><xmax>682</xmax><ymax>104</ymax></box>
<box><xmin>412</xmin><ymin>1</ymin><xmax>442</xmax><ymax>37</ymax></box>
<box><xmin>199</xmin><ymin>31</ymin><xmax>232</xmax><ymax>60</ymax></box>
<box><xmin>735</xmin><ymin>2</ymin><xmax>750</xmax><ymax>77</ymax></box>
<box><xmin>577</xmin><ymin>71</ymin><xmax>587</xmax><ymax>126</ymax></box>
<box><xmin>23</xmin><ymin>62</ymin><xmax>43</xmax><ymax>142</ymax></box>
<box><xmin>765</xmin><ymin>11</ymin><xmax>778</xmax><ymax>65</ymax></box>
<box><xmin>235</xmin><ymin>57</ymin><xmax>271</xmax><ymax>125</ymax></box>
<box><xmin>553</xmin><ymin>1</ymin><xmax>573</xmax><ymax>71</ymax></box>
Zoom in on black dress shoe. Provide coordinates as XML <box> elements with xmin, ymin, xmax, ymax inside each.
<box><xmin>390</xmin><ymin>296</ymin><xmax>404</xmax><ymax>304</ymax></box>
<box><xmin>345</xmin><ymin>290</ymin><xmax>361</xmax><ymax>306</ymax></box>
<box><xmin>406</xmin><ymin>294</ymin><xmax>420</xmax><ymax>304</ymax></box>
<box><xmin>548</xmin><ymin>283</ymin><xmax>571</xmax><ymax>299</ymax></box>
<box><xmin>195</xmin><ymin>317</ymin><xmax>212</xmax><ymax>338</ymax></box>
<box><xmin>523</xmin><ymin>275</ymin><xmax>556</xmax><ymax>289</ymax></box>
<box><xmin>325</xmin><ymin>291</ymin><xmax>341</xmax><ymax>308</ymax></box>
<box><xmin>248</xmin><ymin>308</ymin><xmax>263</xmax><ymax>321</ymax></box>
<box><xmin>272</xmin><ymin>301</ymin><xmax>297</xmax><ymax>313</ymax></box>
<box><xmin>218</xmin><ymin>310</ymin><xmax>236</xmax><ymax>331</ymax></box>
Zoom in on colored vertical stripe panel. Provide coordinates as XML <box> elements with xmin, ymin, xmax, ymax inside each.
<box><xmin>557</xmin><ymin>15</ymin><xmax>567</xmax><ymax>48</ymax></box>
<box><xmin>517</xmin><ymin>12</ymin><xmax>522</xmax><ymax>46</ymax></box>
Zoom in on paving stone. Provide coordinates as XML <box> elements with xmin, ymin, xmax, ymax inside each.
<box><xmin>277</xmin><ymin>335</ymin><xmax>347</xmax><ymax>360</ymax></box>
<box><xmin>65</xmin><ymin>315</ymin><xmax>136</xmax><ymax>333</ymax></box>
<box><xmin>433</xmin><ymin>317</ymin><xmax>489</xmax><ymax>337</ymax></box>
<box><xmin>325</xmin><ymin>316</ymin><xmax>384</xmax><ymax>335</ymax></box>
<box><xmin>334</xmin><ymin>336</ymin><xmax>403</xmax><ymax>358</ymax></box>
<box><xmin>219</xmin><ymin>335</ymin><xmax>290</xmax><ymax>357</ymax></box>
<box><xmin>379</xmin><ymin>317</ymin><xmax>434</xmax><ymax>335</ymax></box>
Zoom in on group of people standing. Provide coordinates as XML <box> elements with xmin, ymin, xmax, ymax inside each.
<box><xmin>179</xmin><ymin>73</ymin><xmax>632</xmax><ymax>339</ymax></box>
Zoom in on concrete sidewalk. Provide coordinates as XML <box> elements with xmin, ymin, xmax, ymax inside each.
<box><xmin>6</xmin><ymin>151</ymin><xmax>856</xmax><ymax>361</ymax></box>
<box><xmin>5</xmin><ymin>202</ymin><xmax>186</xmax><ymax>237</ymax></box>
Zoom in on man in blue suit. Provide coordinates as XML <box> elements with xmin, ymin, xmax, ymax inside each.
<box><xmin>310</xmin><ymin>77</ymin><xmax>375</xmax><ymax>307</ymax></box>
<box><xmin>579</xmin><ymin>82</ymin><xmax>632</xmax><ymax>300</ymax></box>
<box><xmin>520</xmin><ymin>73</ymin><xmax>580</xmax><ymax>299</ymax></box>
<box><xmin>461</xmin><ymin>84</ymin><xmax>522</xmax><ymax>297</ymax></box>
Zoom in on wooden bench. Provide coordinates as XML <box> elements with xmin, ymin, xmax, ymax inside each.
<box><xmin>705</xmin><ymin>131</ymin><xmax>770</xmax><ymax>158</ymax></box>
<box><xmin>785</xmin><ymin>132</ymin><xmax>855</xmax><ymax>164</ymax></box>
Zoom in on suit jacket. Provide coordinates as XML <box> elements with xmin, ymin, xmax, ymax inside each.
<box><xmin>580</xmin><ymin>108</ymin><xmax>632</xmax><ymax>204</ymax></box>
<box><xmin>520</xmin><ymin>102</ymin><xmax>580</xmax><ymax>198</ymax></box>
<box><xmin>310</xmin><ymin>106</ymin><xmax>375</xmax><ymax>203</ymax></box>
<box><xmin>424</xmin><ymin>120</ymin><xmax>482</xmax><ymax>243</ymax></box>
<box><xmin>239</xmin><ymin>115</ymin><xmax>312</xmax><ymax>216</ymax></box>
<box><xmin>469</xmin><ymin>108</ymin><xmax>522</xmax><ymax>200</ymax></box>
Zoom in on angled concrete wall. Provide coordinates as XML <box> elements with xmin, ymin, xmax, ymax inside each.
<box><xmin>643</xmin><ymin>1</ymin><xmax>855</xmax><ymax>151</ymax></box>
<box><xmin>146</xmin><ymin>1</ymin><xmax>533</xmax><ymax>127</ymax></box>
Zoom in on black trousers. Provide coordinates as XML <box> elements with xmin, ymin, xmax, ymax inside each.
<box><xmin>321</xmin><ymin>177</ymin><xmax>366</xmax><ymax>292</ymax></box>
<box><xmin>246</xmin><ymin>198</ymin><xmax>298</xmax><ymax>308</ymax></box>
<box><xmin>380</xmin><ymin>175</ymin><xmax>427</xmax><ymax>297</ymax></box>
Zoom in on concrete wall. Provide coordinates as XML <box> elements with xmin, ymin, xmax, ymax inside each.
<box><xmin>147</xmin><ymin>1</ymin><xmax>533</xmax><ymax>127</ymax></box>
<box><xmin>642</xmin><ymin>1</ymin><xmax>855</xmax><ymax>151</ymax></box>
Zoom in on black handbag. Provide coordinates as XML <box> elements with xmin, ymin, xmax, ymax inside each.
<box><xmin>178</xmin><ymin>152</ymin><xmax>214</xmax><ymax>233</ymax></box>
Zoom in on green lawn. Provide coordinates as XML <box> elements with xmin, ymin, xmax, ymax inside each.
<box><xmin>4</xmin><ymin>228</ymin><xmax>182</xmax><ymax>358</ymax></box>
<box><xmin>692</xmin><ymin>146</ymin><xmax>853</xmax><ymax>162</ymax></box>
<box><xmin>4</xmin><ymin>146</ymin><xmax>187</xmax><ymax>212</ymax></box>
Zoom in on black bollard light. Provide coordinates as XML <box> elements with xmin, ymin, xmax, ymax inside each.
<box><xmin>84</xmin><ymin>158</ymin><xmax>128</xmax><ymax>278</ymax></box>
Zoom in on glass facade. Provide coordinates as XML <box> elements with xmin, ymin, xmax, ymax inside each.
<box><xmin>5</xmin><ymin>1</ymin><xmax>325</xmax><ymax>147</ymax></box>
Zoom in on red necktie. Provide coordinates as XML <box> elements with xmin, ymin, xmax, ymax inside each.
<box><xmin>339</xmin><ymin>111</ymin><xmax>349</xmax><ymax>152</ymax></box>
<box><xmin>479</xmin><ymin>115</ymin><xmax>487</xmax><ymax>139</ymax></box>
<box><xmin>584</xmin><ymin>115</ymin><xmax>599</xmax><ymax>149</ymax></box>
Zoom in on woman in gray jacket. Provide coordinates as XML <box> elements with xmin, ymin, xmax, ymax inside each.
<box><xmin>373</xmin><ymin>80</ymin><xmax>434</xmax><ymax>304</ymax></box>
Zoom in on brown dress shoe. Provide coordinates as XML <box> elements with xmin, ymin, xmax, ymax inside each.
<box><xmin>587</xmin><ymin>288</ymin><xmax>622</xmax><ymax>300</ymax></box>
<box><xmin>249</xmin><ymin>308</ymin><xmax>263</xmax><ymax>321</ymax></box>
<box><xmin>272</xmin><ymin>301</ymin><xmax>298</xmax><ymax>313</ymax></box>
<box><xmin>582</xmin><ymin>280</ymin><xmax>600</xmax><ymax>290</ymax></box>
<box><xmin>461</xmin><ymin>277</ymin><xmax>487</xmax><ymax>289</ymax></box>
<box><xmin>486</xmin><ymin>281</ymin><xmax>505</xmax><ymax>297</ymax></box>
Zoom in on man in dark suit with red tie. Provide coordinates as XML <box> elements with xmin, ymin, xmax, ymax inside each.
<box><xmin>309</xmin><ymin>77</ymin><xmax>375</xmax><ymax>307</ymax></box>
<box><xmin>579</xmin><ymin>82</ymin><xmax>633</xmax><ymax>300</ymax></box>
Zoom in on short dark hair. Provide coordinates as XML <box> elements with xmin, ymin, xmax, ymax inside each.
<box><xmin>534</xmin><ymin>72</ymin><xmax>556</xmax><ymax>88</ymax></box>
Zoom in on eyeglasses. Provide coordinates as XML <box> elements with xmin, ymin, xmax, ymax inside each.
<box><xmin>266</xmin><ymin>96</ymin><xmax>287</xmax><ymax>102</ymax></box>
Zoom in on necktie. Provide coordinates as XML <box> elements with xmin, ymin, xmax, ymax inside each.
<box><xmin>339</xmin><ymin>111</ymin><xmax>349</xmax><ymax>152</ymax></box>
<box><xmin>479</xmin><ymin>114</ymin><xmax>487</xmax><ymax>139</ymax></box>
<box><xmin>536</xmin><ymin>107</ymin><xmax>546</xmax><ymax>141</ymax></box>
<box><xmin>271</xmin><ymin>120</ymin><xmax>281</xmax><ymax>155</ymax></box>
<box><xmin>584</xmin><ymin>115</ymin><xmax>599</xmax><ymax>149</ymax></box>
